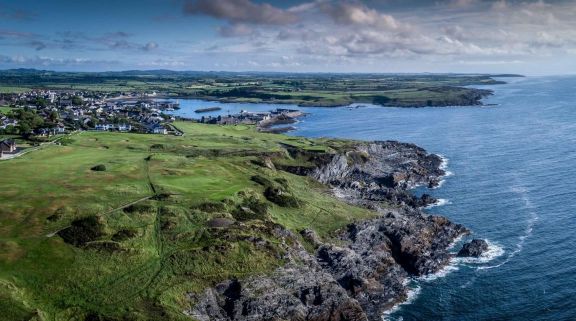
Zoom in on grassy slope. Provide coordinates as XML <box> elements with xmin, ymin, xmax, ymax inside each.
<box><xmin>0</xmin><ymin>123</ymin><xmax>375</xmax><ymax>321</ymax></box>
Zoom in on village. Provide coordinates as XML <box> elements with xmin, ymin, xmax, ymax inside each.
<box><xmin>0</xmin><ymin>90</ymin><xmax>305</xmax><ymax>159</ymax></box>
<box><xmin>0</xmin><ymin>90</ymin><xmax>180</xmax><ymax>137</ymax></box>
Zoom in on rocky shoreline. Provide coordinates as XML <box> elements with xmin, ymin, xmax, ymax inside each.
<box><xmin>188</xmin><ymin>141</ymin><xmax>480</xmax><ymax>321</ymax></box>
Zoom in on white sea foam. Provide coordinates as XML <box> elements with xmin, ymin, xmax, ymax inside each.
<box><xmin>381</xmin><ymin>283</ymin><xmax>422</xmax><ymax>321</ymax></box>
<box><xmin>381</xmin><ymin>236</ymin><xmax>505</xmax><ymax>319</ymax></box>
<box><xmin>425</xmin><ymin>198</ymin><xmax>452</xmax><ymax>209</ymax></box>
<box><xmin>438</xmin><ymin>154</ymin><xmax>454</xmax><ymax>176</ymax></box>
<box><xmin>478</xmin><ymin>185</ymin><xmax>538</xmax><ymax>270</ymax></box>
<box><xmin>434</xmin><ymin>179</ymin><xmax>446</xmax><ymax>189</ymax></box>
<box><xmin>456</xmin><ymin>240</ymin><xmax>506</xmax><ymax>265</ymax></box>
<box><xmin>433</xmin><ymin>155</ymin><xmax>453</xmax><ymax>189</ymax></box>
<box><xmin>419</xmin><ymin>259</ymin><xmax>460</xmax><ymax>282</ymax></box>
<box><xmin>447</xmin><ymin>233</ymin><xmax>465</xmax><ymax>251</ymax></box>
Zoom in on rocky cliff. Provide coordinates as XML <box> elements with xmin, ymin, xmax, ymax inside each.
<box><xmin>188</xmin><ymin>141</ymin><xmax>470</xmax><ymax>321</ymax></box>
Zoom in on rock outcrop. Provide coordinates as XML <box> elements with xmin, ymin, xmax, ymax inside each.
<box><xmin>311</xmin><ymin>142</ymin><xmax>445</xmax><ymax>210</ymax></box>
<box><xmin>188</xmin><ymin>141</ymin><xmax>469</xmax><ymax>321</ymax></box>
<box><xmin>458</xmin><ymin>239</ymin><xmax>489</xmax><ymax>258</ymax></box>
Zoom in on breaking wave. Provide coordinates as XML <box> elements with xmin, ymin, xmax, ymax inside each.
<box><xmin>477</xmin><ymin>186</ymin><xmax>538</xmax><ymax>270</ymax></box>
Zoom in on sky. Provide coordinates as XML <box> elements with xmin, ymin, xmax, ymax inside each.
<box><xmin>1</xmin><ymin>0</ymin><xmax>575</xmax><ymax>74</ymax></box>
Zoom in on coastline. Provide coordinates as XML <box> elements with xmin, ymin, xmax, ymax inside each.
<box><xmin>150</xmin><ymin>84</ymin><xmax>499</xmax><ymax>108</ymax></box>
<box><xmin>190</xmin><ymin>140</ymin><xmax>474</xmax><ymax>320</ymax></box>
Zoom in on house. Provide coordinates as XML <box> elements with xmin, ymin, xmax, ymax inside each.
<box><xmin>149</xmin><ymin>124</ymin><xmax>168</xmax><ymax>135</ymax></box>
<box><xmin>95</xmin><ymin>124</ymin><xmax>112</xmax><ymax>131</ymax></box>
<box><xmin>0</xmin><ymin>139</ymin><xmax>16</xmax><ymax>156</ymax></box>
<box><xmin>117</xmin><ymin>124</ymin><xmax>132</xmax><ymax>132</ymax></box>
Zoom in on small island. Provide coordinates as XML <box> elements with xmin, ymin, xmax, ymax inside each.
<box><xmin>194</xmin><ymin>107</ymin><xmax>222</xmax><ymax>113</ymax></box>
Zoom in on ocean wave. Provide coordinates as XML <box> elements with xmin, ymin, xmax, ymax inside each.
<box><xmin>456</xmin><ymin>240</ymin><xmax>506</xmax><ymax>265</ymax></box>
<box><xmin>438</xmin><ymin>154</ymin><xmax>454</xmax><ymax>176</ymax></box>
<box><xmin>477</xmin><ymin>185</ymin><xmax>538</xmax><ymax>270</ymax></box>
<box><xmin>381</xmin><ymin>283</ymin><xmax>422</xmax><ymax>321</ymax></box>
<box><xmin>383</xmin><ymin>238</ymin><xmax>505</xmax><ymax>318</ymax></box>
<box><xmin>425</xmin><ymin>198</ymin><xmax>452</xmax><ymax>209</ymax></box>
<box><xmin>433</xmin><ymin>154</ymin><xmax>453</xmax><ymax>189</ymax></box>
<box><xmin>419</xmin><ymin>259</ymin><xmax>460</xmax><ymax>282</ymax></box>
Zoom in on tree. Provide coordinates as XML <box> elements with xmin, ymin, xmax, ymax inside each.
<box><xmin>49</xmin><ymin>110</ymin><xmax>59</xmax><ymax>122</ymax></box>
<box><xmin>72</xmin><ymin>96</ymin><xmax>83</xmax><ymax>106</ymax></box>
<box><xmin>35</xmin><ymin>97</ymin><xmax>48</xmax><ymax>108</ymax></box>
<box><xmin>12</xmin><ymin>108</ymin><xmax>45</xmax><ymax>135</ymax></box>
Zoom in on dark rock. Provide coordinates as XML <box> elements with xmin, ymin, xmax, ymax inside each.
<box><xmin>458</xmin><ymin>239</ymin><xmax>489</xmax><ymax>257</ymax></box>
<box><xmin>300</xmin><ymin>228</ymin><xmax>322</xmax><ymax>248</ymax></box>
<box><xmin>206</xmin><ymin>218</ymin><xmax>235</xmax><ymax>228</ymax></box>
<box><xmin>187</xmin><ymin>265</ymin><xmax>368</xmax><ymax>321</ymax></box>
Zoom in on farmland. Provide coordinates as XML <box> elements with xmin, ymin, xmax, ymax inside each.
<box><xmin>0</xmin><ymin>69</ymin><xmax>520</xmax><ymax>107</ymax></box>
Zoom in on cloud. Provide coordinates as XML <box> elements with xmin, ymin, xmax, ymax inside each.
<box><xmin>320</xmin><ymin>2</ymin><xmax>404</xmax><ymax>30</ymax></box>
<box><xmin>217</xmin><ymin>24</ymin><xmax>255</xmax><ymax>37</ymax></box>
<box><xmin>51</xmin><ymin>31</ymin><xmax>160</xmax><ymax>52</ymax></box>
<box><xmin>142</xmin><ymin>42</ymin><xmax>159</xmax><ymax>51</ymax></box>
<box><xmin>0</xmin><ymin>30</ymin><xmax>36</xmax><ymax>39</ymax></box>
<box><xmin>492</xmin><ymin>0</ymin><xmax>508</xmax><ymax>11</ymax></box>
<box><xmin>183</xmin><ymin>0</ymin><xmax>298</xmax><ymax>25</ymax></box>
<box><xmin>3</xmin><ymin>0</ymin><xmax>576</xmax><ymax>73</ymax></box>
<box><xmin>0</xmin><ymin>54</ymin><xmax>118</xmax><ymax>67</ymax></box>
<box><xmin>0</xmin><ymin>6</ymin><xmax>35</xmax><ymax>21</ymax></box>
<box><xmin>29</xmin><ymin>40</ymin><xmax>47</xmax><ymax>51</ymax></box>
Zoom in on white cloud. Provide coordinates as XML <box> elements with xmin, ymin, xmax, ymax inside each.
<box><xmin>183</xmin><ymin>0</ymin><xmax>298</xmax><ymax>25</ymax></box>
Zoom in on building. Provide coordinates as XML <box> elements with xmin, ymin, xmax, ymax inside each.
<box><xmin>95</xmin><ymin>124</ymin><xmax>112</xmax><ymax>131</ymax></box>
<box><xmin>0</xmin><ymin>139</ymin><xmax>16</xmax><ymax>156</ymax></box>
<box><xmin>117</xmin><ymin>124</ymin><xmax>132</xmax><ymax>132</ymax></box>
<box><xmin>149</xmin><ymin>124</ymin><xmax>168</xmax><ymax>135</ymax></box>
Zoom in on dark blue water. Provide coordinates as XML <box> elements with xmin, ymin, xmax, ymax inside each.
<box><xmin>171</xmin><ymin>76</ymin><xmax>576</xmax><ymax>320</ymax></box>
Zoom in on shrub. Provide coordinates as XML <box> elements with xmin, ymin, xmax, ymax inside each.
<box><xmin>274</xmin><ymin>177</ymin><xmax>289</xmax><ymax>188</ymax></box>
<box><xmin>250</xmin><ymin>175</ymin><xmax>273</xmax><ymax>187</ymax></box>
<box><xmin>123</xmin><ymin>203</ymin><xmax>153</xmax><ymax>214</ymax></box>
<box><xmin>195</xmin><ymin>201</ymin><xmax>227</xmax><ymax>213</ymax></box>
<box><xmin>90</xmin><ymin>164</ymin><xmax>106</xmax><ymax>172</ymax></box>
<box><xmin>232</xmin><ymin>196</ymin><xmax>269</xmax><ymax>221</ymax></box>
<box><xmin>58</xmin><ymin>137</ymin><xmax>74</xmax><ymax>146</ymax></box>
<box><xmin>111</xmin><ymin>229</ymin><xmax>138</xmax><ymax>242</ymax></box>
<box><xmin>57</xmin><ymin>216</ymin><xmax>105</xmax><ymax>247</ymax></box>
<box><xmin>264</xmin><ymin>187</ymin><xmax>300</xmax><ymax>208</ymax></box>
<box><xmin>84</xmin><ymin>241</ymin><xmax>122</xmax><ymax>252</ymax></box>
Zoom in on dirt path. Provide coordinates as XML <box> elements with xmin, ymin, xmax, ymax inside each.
<box><xmin>45</xmin><ymin>194</ymin><xmax>155</xmax><ymax>237</ymax></box>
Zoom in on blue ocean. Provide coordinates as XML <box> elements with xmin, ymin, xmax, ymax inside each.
<box><xmin>171</xmin><ymin>76</ymin><xmax>576</xmax><ymax>320</ymax></box>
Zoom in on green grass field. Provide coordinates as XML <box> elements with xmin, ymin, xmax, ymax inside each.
<box><xmin>0</xmin><ymin>123</ymin><xmax>374</xmax><ymax>321</ymax></box>
<box><xmin>0</xmin><ymin>106</ymin><xmax>13</xmax><ymax>115</ymax></box>
<box><xmin>0</xmin><ymin>87</ymin><xmax>31</xmax><ymax>94</ymax></box>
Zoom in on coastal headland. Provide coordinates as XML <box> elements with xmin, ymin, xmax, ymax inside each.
<box><xmin>1</xmin><ymin>121</ymin><xmax>480</xmax><ymax>321</ymax></box>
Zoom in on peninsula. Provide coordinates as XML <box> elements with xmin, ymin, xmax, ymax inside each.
<box><xmin>0</xmin><ymin>69</ymin><xmax>518</xmax><ymax>108</ymax></box>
